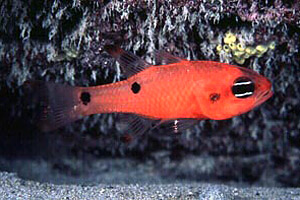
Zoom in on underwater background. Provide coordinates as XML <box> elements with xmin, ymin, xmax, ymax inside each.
<box><xmin>0</xmin><ymin>0</ymin><xmax>299</xmax><ymax>194</ymax></box>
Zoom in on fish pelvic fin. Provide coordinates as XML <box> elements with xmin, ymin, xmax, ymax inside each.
<box><xmin>104</xmin><ymin>45</ymin><xmax>150</xmax><ymax>78</ymax></box>
<box><xmin>24</xmin><ymin>81</ymin><xmax>84</xmax><ymax>132</ymax></box>
<box><xmin>157</xmin><ymin>119</ymin><xmax>199</xmax><ymax>134</ymax></box>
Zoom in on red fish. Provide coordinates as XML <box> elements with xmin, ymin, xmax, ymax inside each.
<box><xmin>26</xmin><ymin>45</ymin><xmax>273</xmax><ymax>134</ymax></box>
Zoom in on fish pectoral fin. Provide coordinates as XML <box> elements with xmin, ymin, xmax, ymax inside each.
<box><xmin>154</xmin><ymin>50</ymin><xmax>187</xmax><ymax>65</ymax></box>
<box><xmin>157</xmin><ymin>119</ymin><xmax>199</xmax><ymax>134</ymax></box>
<box><xmin>104</xmin><ymin>45</ymin><xmax>151</xmax><ymax>78</ymax></box>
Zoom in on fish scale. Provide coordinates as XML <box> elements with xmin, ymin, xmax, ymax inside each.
<box><xmin>122</xmin><ymin>65</ymin><xmax>199</xmax><ymax>119</ymax></box>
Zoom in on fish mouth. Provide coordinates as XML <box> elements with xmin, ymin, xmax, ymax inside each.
<box><xmin>254</xmin><ymin>89</ymin><xmax>273</xmax><ymax>108</ymax></box>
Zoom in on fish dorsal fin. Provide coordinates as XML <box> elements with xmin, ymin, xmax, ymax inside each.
<box><xmin>104</xmin><ymin>45</ymin><xmax>150</xmax><ymax>78</ymax></box>
<box><xmin>154</xmin><ymin>50</ymin><xmax>186</xmax><ymax>65</ymax></box>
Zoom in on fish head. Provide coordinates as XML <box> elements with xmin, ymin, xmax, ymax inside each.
<box><xmin>198</xmin><ymin>65</ymin><xmax>273</xmax><ymax>120</ymax></box>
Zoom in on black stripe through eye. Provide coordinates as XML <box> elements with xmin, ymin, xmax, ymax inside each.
<box><xmin>232</xmin><ymin>77</ymin><xmax>255</xmax><ymax>98</ymax></box>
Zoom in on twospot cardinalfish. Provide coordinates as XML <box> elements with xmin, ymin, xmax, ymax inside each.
<box><xmin>25</xmin><ymin>45</ymin><xmax>273</xmax><ymax>136</ymax></box>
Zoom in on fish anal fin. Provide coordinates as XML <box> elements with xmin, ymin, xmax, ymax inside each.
<box><xmin>118</xmin><ymin>114</ymin><xmax>160</xmax><ymax>142</ymax></box>
<box><xmin>154</xmin><ymin>50</ymin><xmax>186</xmax><ymax>65</ymax></box>
<box><xmin>104</xmin><ymin>45</ymin><xmax>150</xmax><ymax>78</ymax></box>
<box><xmin>118</xmin><ymin>115</ymin><xmax>199</xmax><ymax>135</ymax></box>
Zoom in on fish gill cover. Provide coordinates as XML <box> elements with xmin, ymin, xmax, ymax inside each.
<box><xmin>0</xmin><ymin>0</ymin><xmax>299</xmax><ymax>187</ymax></box>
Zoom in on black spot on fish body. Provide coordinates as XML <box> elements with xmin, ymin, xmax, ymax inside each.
<box><xmin>131</xmin><ymin>82</ymin><xmax>141</xmax><ymax>94</ymax></box>
<box><xmin>81</xmin><ymin>92</ymin><xmax>91</xmax><ymax>105</ymax></box>
<box><xmin>210</xmin><ymin>93</ymin><xmax>220</xmax><ymax>102</ymax></box>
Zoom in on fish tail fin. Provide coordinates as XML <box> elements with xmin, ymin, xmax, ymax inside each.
<box><xmin>24</xmin><ymin>81</ymin><xmax>84</xmax><ymax>132</ymax></box>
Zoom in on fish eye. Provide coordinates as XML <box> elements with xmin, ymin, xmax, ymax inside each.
<box><xmin>232</xmin><ymin>77</ymin><xmax>255</xmax><ymax>98</ymax></box>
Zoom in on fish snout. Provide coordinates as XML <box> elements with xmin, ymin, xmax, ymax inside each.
<box><xmin>254</xmin><ymin>77</ymin><xmax>273</xmax><ymax>106</ymax></box>
<box><xmin>259</xmin><ymin>78</ymin><xmax>272</xmax><ymax>95</ymax></box>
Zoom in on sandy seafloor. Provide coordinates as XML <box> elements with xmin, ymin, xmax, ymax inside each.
<box><xmin>0</xmin><ymin>171</ymin><xmax>300</xmax><ymax>200</ymax></box>
<box><xmin>0</xmin><ymin>158</ymin><xmax>299</xmax><ymax>199</ymax></box>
